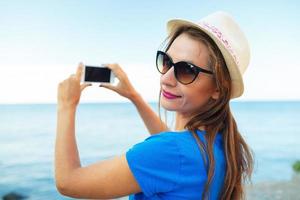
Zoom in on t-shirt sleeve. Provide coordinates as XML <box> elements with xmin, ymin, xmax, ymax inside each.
<box><xmin>126</xmin><ymin>133</ymin><xmax>181</xmax><ymax>197</ymax></box>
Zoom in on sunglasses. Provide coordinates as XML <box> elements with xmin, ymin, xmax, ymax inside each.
<box><xmin>156</xmin><ymin>50</ymin><xmax>213</xmax><ymax>84</ymax></box>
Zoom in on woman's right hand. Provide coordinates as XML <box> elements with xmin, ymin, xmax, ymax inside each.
<box><xmin>99</xmin><ymin>63</ymin><xmax>138</xmax><ymax>100</ymax></box>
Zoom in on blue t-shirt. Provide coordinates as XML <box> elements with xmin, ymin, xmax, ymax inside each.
<box><xmin>126</xmin><ymin>129</ymin><xmax>226</xmax><ymax>200</ymax></box>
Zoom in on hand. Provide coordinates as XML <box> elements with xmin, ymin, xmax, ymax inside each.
<box><xmin>100</xmin><ymin>63</ymin><xmax>138</xmax><ymax>100</ymax></box>
<box><xmin>57</xmin><ymin>63</ymin><xmax>91</xmax><ymax>110</ymax></box>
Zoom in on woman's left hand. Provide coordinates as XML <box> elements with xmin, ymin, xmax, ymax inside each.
<box><xmin>57</xmin><ymin>63</ymin><xmax>91</xmax><ymax>110</ymax></box>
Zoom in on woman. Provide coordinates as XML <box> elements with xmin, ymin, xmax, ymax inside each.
<box><xmin>55</xmin><ymin>11</ymin><xmax>253</xmax><ymax>200</ymax></box>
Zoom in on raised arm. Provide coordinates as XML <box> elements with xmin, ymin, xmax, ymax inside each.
<box><xmin>130</xmin><ymin>92</ymin><xmax>168</xmax><ymax>134</ymax></box>
<box><xmin>55</xmin><ymin>64</ymin><xmax>141</xmax><ymax>199</ymax></box>
<box><xmin>100</xmin><ymin>63</ymin><xmax>169</xmax><ymax>135</ymax></box>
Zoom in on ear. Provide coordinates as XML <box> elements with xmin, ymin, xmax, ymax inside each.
<box><xmin>211</xmin><ymin>88</ymin><xmax>220</xmax><ymax>100</ymax></box>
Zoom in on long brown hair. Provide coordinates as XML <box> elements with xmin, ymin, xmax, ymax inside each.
<box><xmin>158</xmin><ymin>26</ymin><xmax>254</xmax><ymax>199</ymax></box>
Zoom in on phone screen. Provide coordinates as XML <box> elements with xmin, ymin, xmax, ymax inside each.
<box><xmin>85</xmin><ymin>66</ymin><xmax>111</xmax><ymax>82</ymax></box>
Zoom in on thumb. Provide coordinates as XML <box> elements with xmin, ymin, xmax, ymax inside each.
<box><xmin>80</xmin><ymin>83</ymin><xmax>92</xmax><ymax>91</ymax></box>
<box><xmin>99</xmin><ymin>83</ymin><xmax>117</xmax><ymax>92</ymax></box>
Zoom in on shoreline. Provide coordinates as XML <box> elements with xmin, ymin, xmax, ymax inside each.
<box><xmin>246</xmin><ymin>174</ymin><xmax>300</xmax><ymax>199</ymax></box>
<box><xmin>2</xmin><ymin>176</ymin><xmax>299</xmax><ymax>199</ymax></box>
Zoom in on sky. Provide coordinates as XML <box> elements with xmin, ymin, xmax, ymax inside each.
<box><xmin>0</xmin><ymin>0</ymin><xmax>300</xmax><ymax>103</ymax></box>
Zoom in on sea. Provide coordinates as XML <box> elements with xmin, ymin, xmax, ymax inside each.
<box><xmin>0</xmin><ymin>101</ymin><xmax>299</xmax><ymax>199</ymax></box>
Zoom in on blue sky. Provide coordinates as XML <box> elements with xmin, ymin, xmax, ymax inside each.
<box><xmin>0</xmin><ymin>0</ymin><xmax>300</xmax><ymax>103</ymax></box>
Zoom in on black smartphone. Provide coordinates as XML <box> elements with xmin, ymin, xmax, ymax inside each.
<box><xmin>81</xmin><ymin>65</ymin><xmax>115</xmax><ymax>83</ymax></box>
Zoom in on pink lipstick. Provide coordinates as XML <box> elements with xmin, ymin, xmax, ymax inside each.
<box><xmin>162</xmin><ymin>90</ymin><xmax>181</xmax><ymax>99</ymax></box>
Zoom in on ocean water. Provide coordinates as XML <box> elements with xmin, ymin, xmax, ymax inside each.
<box><xmin>0</xmin><ymin>101</ymin><xmax>299</xmax><ymax>199</ymax></box>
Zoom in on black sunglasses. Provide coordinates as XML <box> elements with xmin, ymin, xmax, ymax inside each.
<box><xmin>156</xmin><ymin>50</ymin><xmax>213</xmax><ymax>84</ymax></box>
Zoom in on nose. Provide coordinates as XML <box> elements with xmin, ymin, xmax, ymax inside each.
<box><xmin>160</xmin><ymin>66</ymin><xmax>177</xmax><ymax>87</ymax></box>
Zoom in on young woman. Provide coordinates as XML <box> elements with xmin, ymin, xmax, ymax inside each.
<box><xmin>55</xmin><ymin>11</ymin><xmax>253</xmax><ymax>200</ymax></box>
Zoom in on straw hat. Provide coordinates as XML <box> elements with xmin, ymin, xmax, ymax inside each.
<box><xmin>167</xmin><ymin>11</ymin><xmax>250</xmax><ymax>99</ymax></box>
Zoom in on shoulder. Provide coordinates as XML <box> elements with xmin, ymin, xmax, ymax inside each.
<box><xmin>127</xmin><ymin>131</ymin><xmax>181</xmax><ymax>157</ymax></box>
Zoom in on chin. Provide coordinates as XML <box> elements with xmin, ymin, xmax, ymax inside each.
<box><xmin>160</xmin><ymin>98</ymin><xmax>181</xmax><ymax>111</ymax></box>
<box><xmin>161</xmin><ymin>105</ymin><xmax>178</xmax><ymax>111</ymax></box>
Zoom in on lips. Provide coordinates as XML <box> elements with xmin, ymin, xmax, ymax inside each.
<box><xmin>162</xmin><ymin>90</ymin><xmax>181</xmax><ymax>99</ymax></box>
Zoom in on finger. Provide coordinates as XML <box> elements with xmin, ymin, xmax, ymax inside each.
<box><xmin>104</xmin><ymin>63</ymin><xmax>122</xmax><ymax>79</ymax></box>
<box><xmin>102</xmin><ymin>64</ymin><xmax>115</xmax><ymax>75</ymax></box>
<box><xmin>58</xmin><ymin>82</ymin><xmax>62</xmax><ymax>89</ymax></box>
<box><xmin>76</xmin><ymin>63</ymin><xmax>84</xmax><ymax>81</ymax></box>
<box><xmin>99</xmin><ymin>83</ymin><xmax>117</xmax><ymax>92</ymax></box>
<box><xmin>69</xmin><ymin>74</ymin><xmax>76</xmax><ymax>79</ymax></box>
<box><xmin>80</xmin><ymin>83</ymin><xmax>92</xmax><ymax>91</ymax></box>
<box><xmin>103</xmin><ymin>63</ymin><xmax>116</xmax><ymax>70</ymax></box>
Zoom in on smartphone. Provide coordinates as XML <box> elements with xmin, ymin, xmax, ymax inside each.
<box><xmin>81</xmin><ymin>65</ymin><xmax>115</xmax><ymax>84</ymax></box>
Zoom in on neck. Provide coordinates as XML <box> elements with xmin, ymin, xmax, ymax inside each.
<box><xmin>175</xmin><ymin>114</ymin><xmax>187</xmax><ymax>131</ymax></box>
<box><xmin>175</xmin><ymin>112</ymin><xmax>205</xmax><ymax>131</ymax></box>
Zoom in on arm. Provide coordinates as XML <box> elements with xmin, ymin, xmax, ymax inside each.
<box><xmin>55</xmin><ymin>106</ymin><xmax>80</xmax><ymax>185</ymax></box>
<box><xmin>130</xmin><ymin>92</ymin><xmax>168</xmax><ymax>135</ymax></box>
<box><xmin>55</xmin><ymin>107</ymin><xmax>141</xmax><ymax>199</ymax></box>
<box><xmin>100</xmin><ymin>64</ymin><xmax>169</xmax><ymax>135</ymax></box>
<box><xmin>55</xmin><ymin>64</ymin><xmax>141</xmax><ymax>199</ymax></box>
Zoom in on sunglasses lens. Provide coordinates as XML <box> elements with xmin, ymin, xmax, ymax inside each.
<box><xmin>156</xmin><ymin>52</ymin><xmax>171</xmax><ymax>74</ymax></box>
<box><xmin>175</xmin><ymin>63</ymin><xmax>198</xmax><ymax>84</ymax></box>
<box><xmin>156</xmin><ymin>51</ymin><xmax>201</xmax><ymax>84</ymax></box>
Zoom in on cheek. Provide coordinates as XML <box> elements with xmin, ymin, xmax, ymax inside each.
<box><xmin>181</xmin><ymin>83</ymin><xmax>214</xmax><ymax>109</ymax></box>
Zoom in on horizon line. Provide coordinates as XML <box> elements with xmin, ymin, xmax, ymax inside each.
<box><xmin>1</xmin><ymin>99</ymin><xmax>300</xmax><ymax>105</ymax></box>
